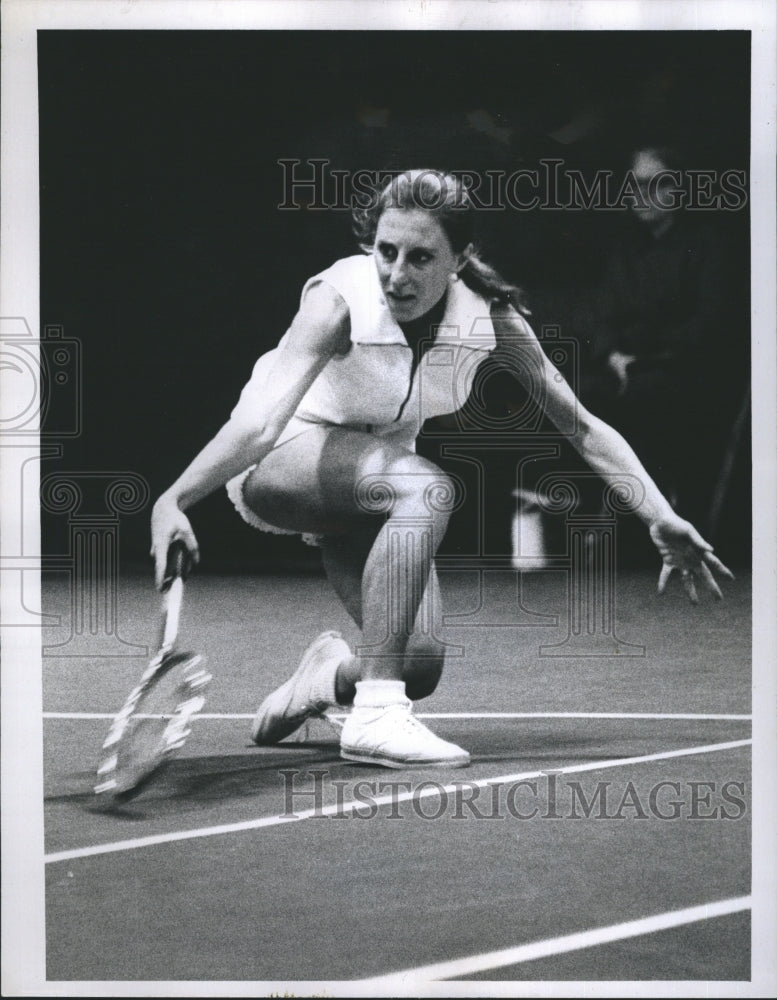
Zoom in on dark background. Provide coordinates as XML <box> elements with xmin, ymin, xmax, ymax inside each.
<box><xmin>38</xmin><ymin>30</ymin><xmax>751</xmax><ymax>572</ymax></box>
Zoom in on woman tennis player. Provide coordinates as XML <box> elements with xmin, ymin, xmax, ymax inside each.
<box><xmin>151</xmin><ymin>169</ymin><xmax>732</xmax><ymax>769</ymax></box>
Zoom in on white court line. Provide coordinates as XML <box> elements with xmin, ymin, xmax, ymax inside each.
<box><xmin>420</xmin><ymin>711</ymin><xmax>752</xmax><ymax>721</ymax></box>
<box><xmin>43</xmin><ymin>710</ymin><xmax>752</xmax><ymax>721</ymax></box>
<box><xmin>44</xmin><ymin>737</ymin><xmax>751</xmax><ymax>864</ymax></box>
<box><xmin>353</xmin><ymin>895</ymin><xmax>752</xmax><ymax>986</ymax></box>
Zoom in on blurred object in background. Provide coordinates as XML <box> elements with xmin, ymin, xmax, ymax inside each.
<box><xmin>511</xmin><ymin>488</ymin><xmax>550</xmax><ymax>571</ymax></box>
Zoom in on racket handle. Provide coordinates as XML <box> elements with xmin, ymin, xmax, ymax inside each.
<box><xmin>162</xmin><ymin>539</ymin><xmax>193</xmax><ymax>591</ymax></box>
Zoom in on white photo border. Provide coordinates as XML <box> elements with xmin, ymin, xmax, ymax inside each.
<box><xmin>1</xmin><ymin>1</ymin><xmax>774</xmax><ymax>997</ymax></box>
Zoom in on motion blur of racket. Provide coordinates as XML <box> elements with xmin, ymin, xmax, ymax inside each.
<box><xmin>94</xmin><ymin>540</ymin><xmax>211</xmax><ymax>803</ymax></box>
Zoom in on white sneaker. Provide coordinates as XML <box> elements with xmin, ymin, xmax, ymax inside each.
<box><xmin>340</xmin><ymin>700</ymin><xmax>471</xmax><ymax>768</ymax></box>
<box><xmin>251</xmin><ymin>631</ymin><xmax>350</xmax><ymax>744</ymax></box>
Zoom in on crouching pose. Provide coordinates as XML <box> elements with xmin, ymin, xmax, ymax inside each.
<box><xmin>151</xmin><ymin>170</ymin><xmax>732</xmax><ymax>769</ymax></box>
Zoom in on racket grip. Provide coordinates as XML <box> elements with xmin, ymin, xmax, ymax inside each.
<box><xmin>163</xmin><ymin>539</ymin><xmax>193</xmax><ymax>590</ymax></box>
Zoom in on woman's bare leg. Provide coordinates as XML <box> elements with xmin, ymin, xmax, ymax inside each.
<box><xmin>244</xmin><ymin>425</ymin><xmax>453</xmax><ymax>689</ymax></box>
<box><xmin>321</xmin><ymin>530</ymin><xmax>446</xmax><ymax>703</ymax></box>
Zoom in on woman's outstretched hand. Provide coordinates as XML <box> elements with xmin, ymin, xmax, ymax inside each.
<box><xmin>150</xmin><ymin>496</ymin><xmax>200</xmax><ymax>590</ymax></box>
<box><xmin>649</xmin><ymin>515</ymin><xmax>734</xmax><ymax>604</ymax></box>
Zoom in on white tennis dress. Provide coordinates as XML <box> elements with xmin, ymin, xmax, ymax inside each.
<box><xmin>226</xmin><ymin>253</ymin><xmax>497</xmax><ymax>539</ymax></box>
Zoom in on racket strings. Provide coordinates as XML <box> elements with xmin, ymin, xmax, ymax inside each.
<box><xmin>95</xmin><ymin>654</ymin><xmax>210</xmax><ymax>798</ymax></box>
<box><xmin>95</xmin><ymin>545</ymin><xmax>205</xmax><ymax>802</ymax></box>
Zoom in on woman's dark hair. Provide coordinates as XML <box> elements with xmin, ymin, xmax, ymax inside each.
<box><xmin>351</xmin><ymin>169</ymin><xmax>529</xmax><ymax>312</ymax></box>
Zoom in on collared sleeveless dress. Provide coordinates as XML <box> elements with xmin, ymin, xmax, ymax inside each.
<box><xmin>226</xmin><ymin>253</ymin><xmax>497</xmax><ymax>540</ymax></box>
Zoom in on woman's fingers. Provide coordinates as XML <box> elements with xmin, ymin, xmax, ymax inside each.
<box><xmin>699</xmin><ymin>561</ymin><xmax>724</xmax><ymax>600</ymax></box>
<box><xmin>153</xmin><ymin>545</ymin><xmax>169</xmax><ymax>590</ymax></box>
<box><xmin>153</xmin><ymin>535</ymin><xmax>198</xmax><ymax>588</ymax></box>
<box><xmin>175</xmin><ymin>526</ymin><xmax>200</xmax><ymax>563</ymax></box>
<box><xmin>703</xmin><ymin>550</ymin><xmax>735</xmax><ymax>580</ymax></box>
<box><xmin>151</xmin><ymin>513</ymin><xmax>199</xmax><ymax>589</ymax></box>
<box><xmin>658</xmin><ymin>561</ymin><xmax>726</xmax><ymax>603</ymax></box>
<box><xmin>681</xmin><ymin>570</ymin><xmax>699</xmax><ymax>605</ymax></box>
<box><xmin>657</xmin><ymin>563</ymin><xmax>673</xmax><ymax>594</ymax></box>
<box><xmin>654</xmin><ymin>520</ymin><xmax>734</xmax><ymax>602</ymax></box>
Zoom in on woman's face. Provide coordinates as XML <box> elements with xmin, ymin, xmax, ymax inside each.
<box><xmin>373</xmin><ymin>208</ymin><xmax>467</xmax><ymax>322</ymax></box>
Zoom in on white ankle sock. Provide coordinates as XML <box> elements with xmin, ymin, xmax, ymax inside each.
<box><xmin>353</xmin><ymin>679</ymin><xmax>407</xmax><ymax>708</ymax></box>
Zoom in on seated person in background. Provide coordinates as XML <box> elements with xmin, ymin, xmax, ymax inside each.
<box><xmin>581</xmin><ymin>145</ymin><xmax>745</xmax><ymax>529</ymax></box>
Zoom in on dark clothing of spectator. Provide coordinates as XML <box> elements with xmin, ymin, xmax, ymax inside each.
<box><xmin>580</xmin><ymin>215</ymin><xmax>744</xmax><ymax>527</ymax></box>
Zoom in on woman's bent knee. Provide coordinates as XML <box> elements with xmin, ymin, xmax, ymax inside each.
<box><xmin>379</xmin><ymin>458</ymin><xmax>457</xmax><ymax>530</ymax></box>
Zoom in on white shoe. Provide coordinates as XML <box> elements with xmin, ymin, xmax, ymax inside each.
<box><xmin>251</xmin><ymin>631</ymin><xmax>350</xmax><ymax>744</ymax></box>
<box><xmin>340</xmin><ymin>699</ymin><xmax>471</xmax><ymax>768</ymax></box>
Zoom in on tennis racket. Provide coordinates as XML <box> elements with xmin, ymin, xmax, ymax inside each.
<box><xmin>94</xmin><ymin>540</ymin><xmax>211</xmax><ymax>802</ymax></box>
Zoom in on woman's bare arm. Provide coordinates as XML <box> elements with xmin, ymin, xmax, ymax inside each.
<box><xmin>150</xmin><ymin>282</ymin><xmax>349</xmax><ymax>585</ymax></box>
<box><xmin>491</xmin><ymin>301</ymin><xmax>733</xmax><ymax>600</ymax></box>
